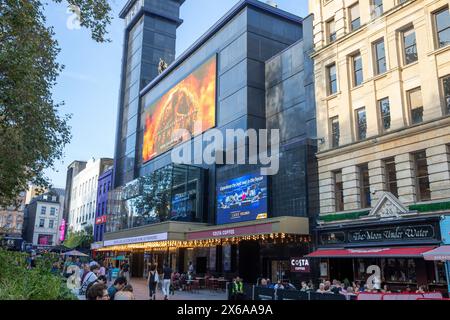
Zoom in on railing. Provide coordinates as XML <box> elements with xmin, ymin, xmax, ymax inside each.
<box><xmin>356</xmin><ymin>292</ymin><xmax>445</xmax><ymax>301</ymax></box>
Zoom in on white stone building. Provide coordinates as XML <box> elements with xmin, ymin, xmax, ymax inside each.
<box><xmin>67</xmin><ymin>158</ymin><xmax>113</xmax><ymax>233</ymax></box>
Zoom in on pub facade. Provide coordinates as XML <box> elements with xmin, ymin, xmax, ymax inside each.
<box><xmin>308</xmin><ymin>193</ymin><xmax>448</xmax><ymax>293</ymax></box>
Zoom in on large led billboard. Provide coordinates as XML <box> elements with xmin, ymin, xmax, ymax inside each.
<box><xmin>216</xmin><ymin>172</ymin><xmax>268</xmax><ymax>225</ymax></box>
<box><xmin>142</xmin><ymin>56</ymin><xmax>217</xmax><ymax>163</ymax></box>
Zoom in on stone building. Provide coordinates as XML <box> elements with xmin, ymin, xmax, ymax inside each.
<box><xmin>308</xmin><ymin>0</ymin><xmax>450</xmax><ymax>292</ymax></box>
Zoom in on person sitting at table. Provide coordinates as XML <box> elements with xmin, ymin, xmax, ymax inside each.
<box><xmin>402</xmin><ymin>285</ymin><xmax>412</xmax><ymax>294</ymax></box>
<box><xmin>416</xmin><ymin>285</ymin><xmax>426</xmax><ymax>294</ymax></box>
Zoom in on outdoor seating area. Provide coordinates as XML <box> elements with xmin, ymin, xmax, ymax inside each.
<box><xmin>169</xmin><ymin>273</ymin><xmax>230</xmax><ymax>294</ymax></box>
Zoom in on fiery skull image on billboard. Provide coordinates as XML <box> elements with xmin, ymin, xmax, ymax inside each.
<box><xmin>142</xmin><ymin>56</ymin><xmax>217</xmax><ymax>163</ymax></box>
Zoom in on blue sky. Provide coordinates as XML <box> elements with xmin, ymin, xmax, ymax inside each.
<box><xmin>44</xmin><ymin>0</ymin><xmax>308</xmax><ymax>187</ymax></box>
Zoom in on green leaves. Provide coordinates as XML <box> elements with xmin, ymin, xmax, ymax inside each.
<box><xmin>0</xmin><ymin>249</ymin><xmax>76</xmax><ymax>300</ymax></box>
<box><xmin>0</xmin><ymin>0</ymin><xmax>112</xmax><ymax>207</ymax></box>
<box><xmin>63</xmin><ymin>225</ymin><xmax>93</xmax><ymax>249</ymax></box>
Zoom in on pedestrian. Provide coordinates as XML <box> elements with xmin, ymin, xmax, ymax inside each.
<box><xmin>121</xmin><ymin>261</ymin><xmax>130</xmax><ymax>283</ymax></box>
<box><xmin>98</xmin><ymin>262</ymin><xmax>106</xmax><ymax>277</ymax></box>
<box><xmin>316</xmin><ymin>283</ymin><xmax>327</xmax><ymax>293</ymax></box>
<box><xmin>231</xmin><ymin>277</ymin><xmax>245</xmax><ymax>300</ymax></box>
<box><xmin>107</xmin><ymin>262</ymin><xmax>113</xmax><ymax>282</ymax></box>
<box><xmin>85</xmin><ymin>275</ymin><xmax>107</xmax><ymax>299</ymax></box>
<box><xmin>162</xmin><ymin>263</ymin><xmax>172</xmax><ymax>300</ymax></box>
<box><xmin>79</xmin><ymin>265</ymin><xmax>99</xmax><ymax>296</ymax></box>
<box><xmin>115</xmin><ymin>285</ymin><xmax>136</xmax><ymax>300</ymax></box>
<box><xmin>188</xmin><ymin>261</ymin><xmax>194</xmax><ymax>275</ymax></box>
<box><xmin>108</xmin><ymin>276</ymin><xmax>127</xmax><ymax>300</ymax></box>
<box><xmin>147</xmin><ymin>264</ymin><xmax>159</xmax><ymax>300</ymax></box>
<box><xmin>86</xmin><ymin>283</ymin><xmax>110</xmax><ymax>301</ymax></box>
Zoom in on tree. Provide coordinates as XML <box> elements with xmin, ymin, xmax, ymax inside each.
<box><xmin>63</xmin><ymin>225</ymin><xmax>93</xmax><ymax>249</ymax></box>
<box><xmin>0</xmin><ymin>0</ymin><xmax>112</xmax><ymax>207</ymax></box>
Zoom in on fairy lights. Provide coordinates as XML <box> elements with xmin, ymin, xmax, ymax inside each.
<box><xmin>97</xmin><ymin>233</ymin><xmax>311</xmax><ymax>253</ymax></box>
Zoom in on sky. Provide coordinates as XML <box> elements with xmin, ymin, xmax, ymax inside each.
<box><xmin>43</xmin><ymin>0</ymin><xmax>309</xmax><ymax>188</ymax></box>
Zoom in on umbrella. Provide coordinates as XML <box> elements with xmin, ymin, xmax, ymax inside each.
<box><xmin>62</xmin><ymin>250</ymin><xmax>89</xmax><ymax>257</ymax></box>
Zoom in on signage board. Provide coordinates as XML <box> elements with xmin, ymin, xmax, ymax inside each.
<box><xmin>187</xmin><ymin>223</ymin><xmax>272</xmax><ymax>241</ymax></box>
<box><xmin>103</xmin><ymin>232</ymin><xmax>168</xmax><ymax>247</ymax></box>
<box><xmin>216</xmin><ymin>172</ymin><xmax>268</xmax><ymax>225</ymax></box>
<box><xmin>290</xmin><ymin>257</ymin><xmax>311</xmax><ymax>273</ymax></box>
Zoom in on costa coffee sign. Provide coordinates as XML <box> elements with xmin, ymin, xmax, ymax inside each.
<box><xmin>187</xmin><ymin>223</ymin><xmax>273</xmax><ymax>240</ymax></box>
<box><xmin>290</xmin><ymin>257</ymin><xmax>310</xmax><ymax>273</ymax></box>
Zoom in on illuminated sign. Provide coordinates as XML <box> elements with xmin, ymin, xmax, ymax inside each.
<box><xmin>95</xmin><ymin>215</ymin><xmax>107</xmax><ymax>225</ymax></box>
<box><xmin>142</xmin><ymin>55</ymin><xmax>217</xmax><ymax>162</ymax></box>
<box><xmin>290</xmin><ymin>257</ymin><xmax>311</xmax><ymax>273</ymax></box>
<box><xmin>216</xmin><ymin>172</ymin><xmax>268</xmax><ymax>225</ymax></box>
<box><xmin>103</xmin><ymin>232</ymin><xmax>168</xmax><ymax>247</ymax></box>
<box><xmin>59</xmin><ymin>219</ymin><xmax>66</xmax><ymax>242</ymax></box>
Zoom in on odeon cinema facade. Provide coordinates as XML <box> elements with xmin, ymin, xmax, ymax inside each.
<box><xmin>94</xmin><ymin>0</ymin><xmax>318</xmax><ymax>284</ymax></box>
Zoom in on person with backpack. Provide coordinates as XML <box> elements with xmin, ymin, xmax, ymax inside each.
<box><xmin>79</xmin><ymin>265</ymin><xmax>99</xmax><ymax>296</ymax></box>
<box><xmin>85</xmin><ymin>275</ymin><xmax>107</xmax><ymax>299</ymax></box>
<box><xmin>147</xmin><ymin>264</ymin><xmax>159</xmax><ymax>300</ymax></box>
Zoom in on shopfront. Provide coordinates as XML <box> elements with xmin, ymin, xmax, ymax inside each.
<box><xmin>186</xmin><ymin>216</ymin><xmax>311</xmax><ymax>285</ymax></box>
<box><xmin>309</xmin><ymin>217</ymin><xmax>447</xmax><ymax>293</ymax></box>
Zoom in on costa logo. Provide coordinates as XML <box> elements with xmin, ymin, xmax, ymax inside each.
<box><xmin>290</xmin><ymin>257</ymin><xmax>310</xmax><ymax>273</ymax></box>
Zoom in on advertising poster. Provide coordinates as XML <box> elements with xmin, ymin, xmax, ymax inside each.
<box><xmin>142</xmin><ymin>55</ymin><xmax>217</xmax><ymax>162</ymax></box>
<box><xmin>216</xmin><ymin>172</ymin><xmax>268</xmax><ymax>225</ymax></box>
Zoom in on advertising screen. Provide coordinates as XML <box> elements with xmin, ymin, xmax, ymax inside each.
<box><xmin>216</xmin><ymin>172</ymin><xmax>268</xmax><ymax>225</ymax></box>
<box><xmin>142</xmin><ymin>56</ymin><xmax>217</xmax><ymax>163</ymax></box>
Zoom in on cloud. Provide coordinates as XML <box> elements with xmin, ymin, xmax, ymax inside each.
<box><xmin>61</xmin><ymin>71</ymin><xmax>99</xmax><ymax>85</ymax></box>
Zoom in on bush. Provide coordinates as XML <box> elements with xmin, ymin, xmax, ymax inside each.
<box><xmin>0</xmin><ymin>249</ymin><xmax>77</xmax><ymax>300</ymax></box>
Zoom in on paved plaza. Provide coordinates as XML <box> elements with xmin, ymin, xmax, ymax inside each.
<box><xmin>115</xmin><ymin>278</ymin><xmax>228</xmax><ymax>301</ymax></box>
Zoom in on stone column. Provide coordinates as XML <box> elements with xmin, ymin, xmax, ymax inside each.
<box><xmin>343</xmin><ymin>166</ymin><xmax>361</xmax><ymax>210</ymax></box>
<box><xmin>426</xmin><ymin>145</ymin><xmax>450</xmax><ymax>201</ymax></box>
<box><xmin>319</xmin><ymin>171</ymin><xmax>336</xmax><ymax>214</ymax></box>
<box><xmin>369</xmin><ymin>160</ymin><xmax>386</xmax><ymax>205</ymax></box>
<box><xmin>395</xmin><ymin>153</ymin><xmax>416</xmax><ymax>205</ymax></box>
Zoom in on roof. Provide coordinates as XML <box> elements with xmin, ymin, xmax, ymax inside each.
<box><xmin>140</xmin><ymin>0</ymin><xmax>303</xmax><ymax>97</ymax></box>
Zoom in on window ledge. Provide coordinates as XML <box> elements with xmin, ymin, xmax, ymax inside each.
<box><xmin>427</xmin><ymin>44</ymin><xmax>450</xmax><ymax>57</ymax></box>
<box><xmin>400</xmin><ymin>60</ymin><xmax>419</xmax><ymax>70</ymax></box>
<box><xmin>323</xmin><ymin>92</ymin><xmax>341</xmax><ymax>101</ymax></box>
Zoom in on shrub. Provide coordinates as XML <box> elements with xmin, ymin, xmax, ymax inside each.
<box><xmin>0</xmin><ymin>249</ymin><xmax>77</xmax><ymax>300</ymax></box>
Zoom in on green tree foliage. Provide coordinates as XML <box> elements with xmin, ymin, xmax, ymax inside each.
<box><xmin>0</xmin><ymin>0</ymin><xmax>112</xmax><ymax>207</ymax></box>
<box><xmin>63</xmin><ymin>225</ymin><xmax>93</xmax><ymax>249</ymax></box>
<box><xmin>0</xmin><ymin>249</ymin><xmax>76</xmax><ymax>300</ymax></box>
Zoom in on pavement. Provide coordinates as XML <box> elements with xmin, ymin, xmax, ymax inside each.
<box><xmin>111</xmin><ymin>278</ymin><xmax>228</xmax><ymax>301</ymax></box>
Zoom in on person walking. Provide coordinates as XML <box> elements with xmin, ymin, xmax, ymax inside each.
<box><xmin>79</xmin><ymin>265</ymin><xmax>99</xmax><ymax>296</ymax></box>
<box><xmin>147</xmin><ymin>264</ymin><xmax>159</xmax><ymax>300</ymax></box>
<box><xmin>162</xmin><ymin>263</ymin><xmax>173</xmax><ymax>300</ymax></box>
<box><xmin>231</xmin><ymin>277</ymin><xmax>245</xmax><ymax>300</ymax></box>
<box><xmin>121</xmin><ymin>261</ymin><xmax>130</xmax><ymax>283</ymax></box>
<box><xmin>107</xmin><ymin>276</ymin><xmax>127</xmax><ymax>300</ymax></box>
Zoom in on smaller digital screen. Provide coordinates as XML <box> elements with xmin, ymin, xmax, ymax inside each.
<box><xmin>216</xmin><ymin>172</ymin><xmax>268</xmax><ymax>225</ymax></box>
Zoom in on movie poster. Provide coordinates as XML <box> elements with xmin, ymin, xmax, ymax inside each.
<box><xmin>216</xmin><ymin>172</ymin><xmax>268</xmax><ymax>225</ymax></box>
<box><xmin>142</xmin><ymin>56</ymin><xmax>217</xmax><ymax>163</ymax></box>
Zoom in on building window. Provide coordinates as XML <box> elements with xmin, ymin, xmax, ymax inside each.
<box><xmin>384</xmin><ymin>157</ymin><xmax>398</xmax><ymax>197</ymax></box>
<box><xmin>327</xmin><ymin>18</ymin><xmax>336</xmax><ymax>43</ymax></box>
<box><xmin>351</xmin><ymin>53</ymin><xmax>363</xmax><ymax>87</ymax></box>
<box><xmin>334</xmin><ymin>171</ymin><xmax>344</xmax><ymax>212</ymax></box>
<box><xmin>40</xmin><ymin>206</ymin><xmax>46</xmax><ymax>215</ymax></box>
<box><xmin>356</xmin><ymin>107</ymin><xmax>367</xmax><ymax>140</ymax></box>
<box><xmin>327</xmin><ymin>63</ymin><xmax>337</xmax><ymax>95</ymax></box>
<box><xmin>414</xmin><ymin>151</ymin><xmax>431</xmax><ymax>201</ymax></box>
<box><xmin>49</xmin><ymin>220</ymin><xmax>54</xmax><ymax>229</ymax></box>
<box><xmin>402</xmin><ymin>27</ymin><xmax>418</xmax><ymax>65</ymax></box>
<box><xmin>442</xmin><ymin>75</ymin><xmax>450</xmax><ymax>115</ymax></box>
<box><xmin>50</xmin><ymin>207</ymin><xmax>56</xmax><ymax>216</ymax></box>
<box><xmin>408</xmin><ymin>88</ymin><xmax>423</xmax><ymax>124</ymax></box>
<box><xmin>434</xmin><ymin>7</ymin><xmax>450</xmax><ymax>48</ymax></box>
<box><xmin>349</xmin><ymin>3</ymin><xmax>361</xmax><ymax>31</ymax></box>
<box><xmin>359</xmin><ymin>164</ymin><xmax>371</xmax><ymax>208</ymax></box>
<box><xmin>373</xmin><ymin>39</ymin><xmax>387</xmax><ymax>75</ymax></box>
<box><xmin>371</xmin><ymin>0</ymin><xmax>383</xmax><ymax>19</ymax></box>
<box><xmin>378</xmin><ymin>97</ymin><xmax>391</xmax><ymax>131</ymax></box>
<box><xmin>39</xmin><ymin>219</ymin><xmax>45</xmax><ymax>228</ymax></box>
<box><xmin>330</xmin><ymin>117</ymin><xmax>340</xmax><ymax>148</ymax></box>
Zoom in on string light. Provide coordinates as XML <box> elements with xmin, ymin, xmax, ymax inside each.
<box><xmin>96</xmin><ymin>233</ymin><xmax>311</xmax><ymax>252</ymax></box>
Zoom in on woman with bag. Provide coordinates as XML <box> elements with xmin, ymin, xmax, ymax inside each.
<box><xmin>147</xmin><ymin>264</ymin><xmax>159</xmax><ymax>300</ymax></box>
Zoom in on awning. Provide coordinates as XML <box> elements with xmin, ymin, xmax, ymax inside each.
<box><xmin>423</xmin><ymin>246</ymin><xmax>450</xmax><ymax>261</ymax></box>
<box><xmin>306</xmin><ymin>247</ymin><xmax>435</xmax><ymax>258</ymax></box>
